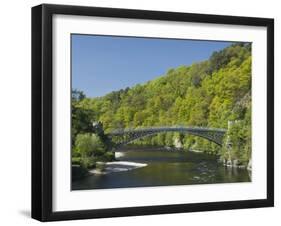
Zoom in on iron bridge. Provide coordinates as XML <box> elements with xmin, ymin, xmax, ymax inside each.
<box><xmin>108</xmin><ymin>126</ymin><xmax>227</xmax><ymax>149</ymax></box>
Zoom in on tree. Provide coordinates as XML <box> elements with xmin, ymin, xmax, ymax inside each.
<box><xmin>75</xmin><ymin>133</ymin><xmax>106</xmax><ymax>158</ymax></box>
<box><xmin>72</xmin><ymin>89</ymin><xmax>86</xmax><ymax>102</ymax></box>
<box><xmin>71</xmin><ymin>90</ymin><xmax>95</xmax><ymax>147</ymax></box>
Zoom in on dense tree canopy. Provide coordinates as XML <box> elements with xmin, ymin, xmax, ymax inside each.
<box><xmin>72</xmin><ymin>43</ymin><xmax>252</xmax><ymax>166</ymax></box>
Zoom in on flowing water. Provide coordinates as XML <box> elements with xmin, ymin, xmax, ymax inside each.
<box><xmin>72</xmin><ymin>147</ymin><xmax>251</xmax><ymax>190</ymax></box>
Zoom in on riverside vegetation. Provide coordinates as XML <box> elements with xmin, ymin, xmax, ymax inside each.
<box><xmin>71</xmin><ymin>43</ymin><xmax>252</xmax><ymax>174</ymax></box>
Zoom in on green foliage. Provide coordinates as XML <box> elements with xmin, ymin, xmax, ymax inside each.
<box><xmin>73</xmin><ymin>133</ymin><xmax>108</xmax><ymax>168</ymax></box>
<box><xmin>75</xmin><ymin>133</ymin><xmax>106</xmax><ymax>157</ymax></box>
<box><xmin>222</xmin><ymin>119</ymin><xmax>251</xmax><ymax>165</ymax></box>
<box><xmin>72</xmin><ymin>89</ymin><xmax>86</xmax><ymax>101</ymax></box>
<box><xmin>208</xmin><ymin>43</ymin><xmax>251</xmax><ymax>74</ymax></box>
<box><xmin>71</xmin><ymin>90</ymin><xmax>95</xmax><ymax>146</ymax></box>
<box><xmin>71</xmin><ymin>157</ymin><xmax>82</xmax><ymax>165</ymax></box>
<box><xmin>80</xmin><ymin>156</ymin><xmax>96</xmax><ymax>169</ymax></box>
<box><xmin>98</xmin><ymin>152</ymin><xmax>115</xmax><ymax>162</ymax></box>
<box><xmin>72</xmin><ymin>43</ymin><xmax>252</xmax><ymax>165</ymax></box>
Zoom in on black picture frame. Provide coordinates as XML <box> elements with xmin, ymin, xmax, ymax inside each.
<box><xmin>32</xmin><ymin>3</ymin><xmax>274</xmax><ymax>222</ymax></box>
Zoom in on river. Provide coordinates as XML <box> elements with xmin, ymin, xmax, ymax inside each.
<box><xmin>72</xmin><ymin>147</ymin><xmax>251</xmax><ymax>190</ymax></box>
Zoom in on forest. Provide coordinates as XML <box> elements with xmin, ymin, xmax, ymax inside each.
<box><xmin>72</xmin><ymin>43</ymin><xmax>252</xmax><ymax>169</ymax></box>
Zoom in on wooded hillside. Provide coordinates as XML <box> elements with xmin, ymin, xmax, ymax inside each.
<box><xmin>72</xmin><ymin>43</ymin><xmax>252</xmax><ymax>166</ymax></box>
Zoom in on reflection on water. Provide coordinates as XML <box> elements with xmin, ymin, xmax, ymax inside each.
<box><xmin>72</xmin><ymin>148</ymin><xmax>251</xmax><ymax>190</ymax></box>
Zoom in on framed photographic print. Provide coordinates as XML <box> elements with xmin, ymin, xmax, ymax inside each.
<box><xmin>32</xmin><ymin>4</ymin><xmax>274</xmax><ymax>221</ymax></box>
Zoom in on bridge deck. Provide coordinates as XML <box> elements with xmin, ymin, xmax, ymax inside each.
<box><xmin>107</xmin><ymin>126</ymin><xmax>227</xmax><ymax>147</ymax></box>
<box><xmin>109</xmin><ymin>126</ymin><xmax>226</xmax><ymax>135</ymax></box>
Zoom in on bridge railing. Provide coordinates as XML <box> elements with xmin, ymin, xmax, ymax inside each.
<box><xmin>109</xmin><ymin>126</ymin><xmax>227</xmax><ymax>135</ymax></box>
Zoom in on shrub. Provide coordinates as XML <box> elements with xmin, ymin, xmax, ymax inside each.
<box><xmin>80</xmin><ymin>156</ymin><xmax>96</xmax><ymax>169</ymax></box>
<box><xmin>75</xmin><ymin>133</ymin><xmax>106</xmax><ymax>158</ymax></box>
<box><xmin>72</xmin><ymin>157</ymin><xmax>81</xmax><ymax>165</ymax></box>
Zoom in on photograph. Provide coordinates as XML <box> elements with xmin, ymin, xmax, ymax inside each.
<box><xmin>71</xmin><ymin>34</ymin><xmax>252</xmax><ymax>190</ymax></box>
<box><xmin>30</xmin><ymin>3</ymin><xmax>274</xmax><ymax>221</ymax></box>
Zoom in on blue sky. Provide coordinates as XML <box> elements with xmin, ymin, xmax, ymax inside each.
<box><xmin>72</xmin><ymin>34</ymin><xmax>232</xmax><ymax>97</ymax></box>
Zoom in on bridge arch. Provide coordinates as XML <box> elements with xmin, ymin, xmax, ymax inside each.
<box><xmin>108</xmin><ymin>126</ymin><xmax>226</xmax><ymax>149</ymax></box>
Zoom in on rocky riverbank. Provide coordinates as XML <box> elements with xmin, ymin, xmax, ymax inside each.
<box><xmin>220</xmin><ymin>157</ymin><xmax>252</xmax><ymax>171</ymax></box>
